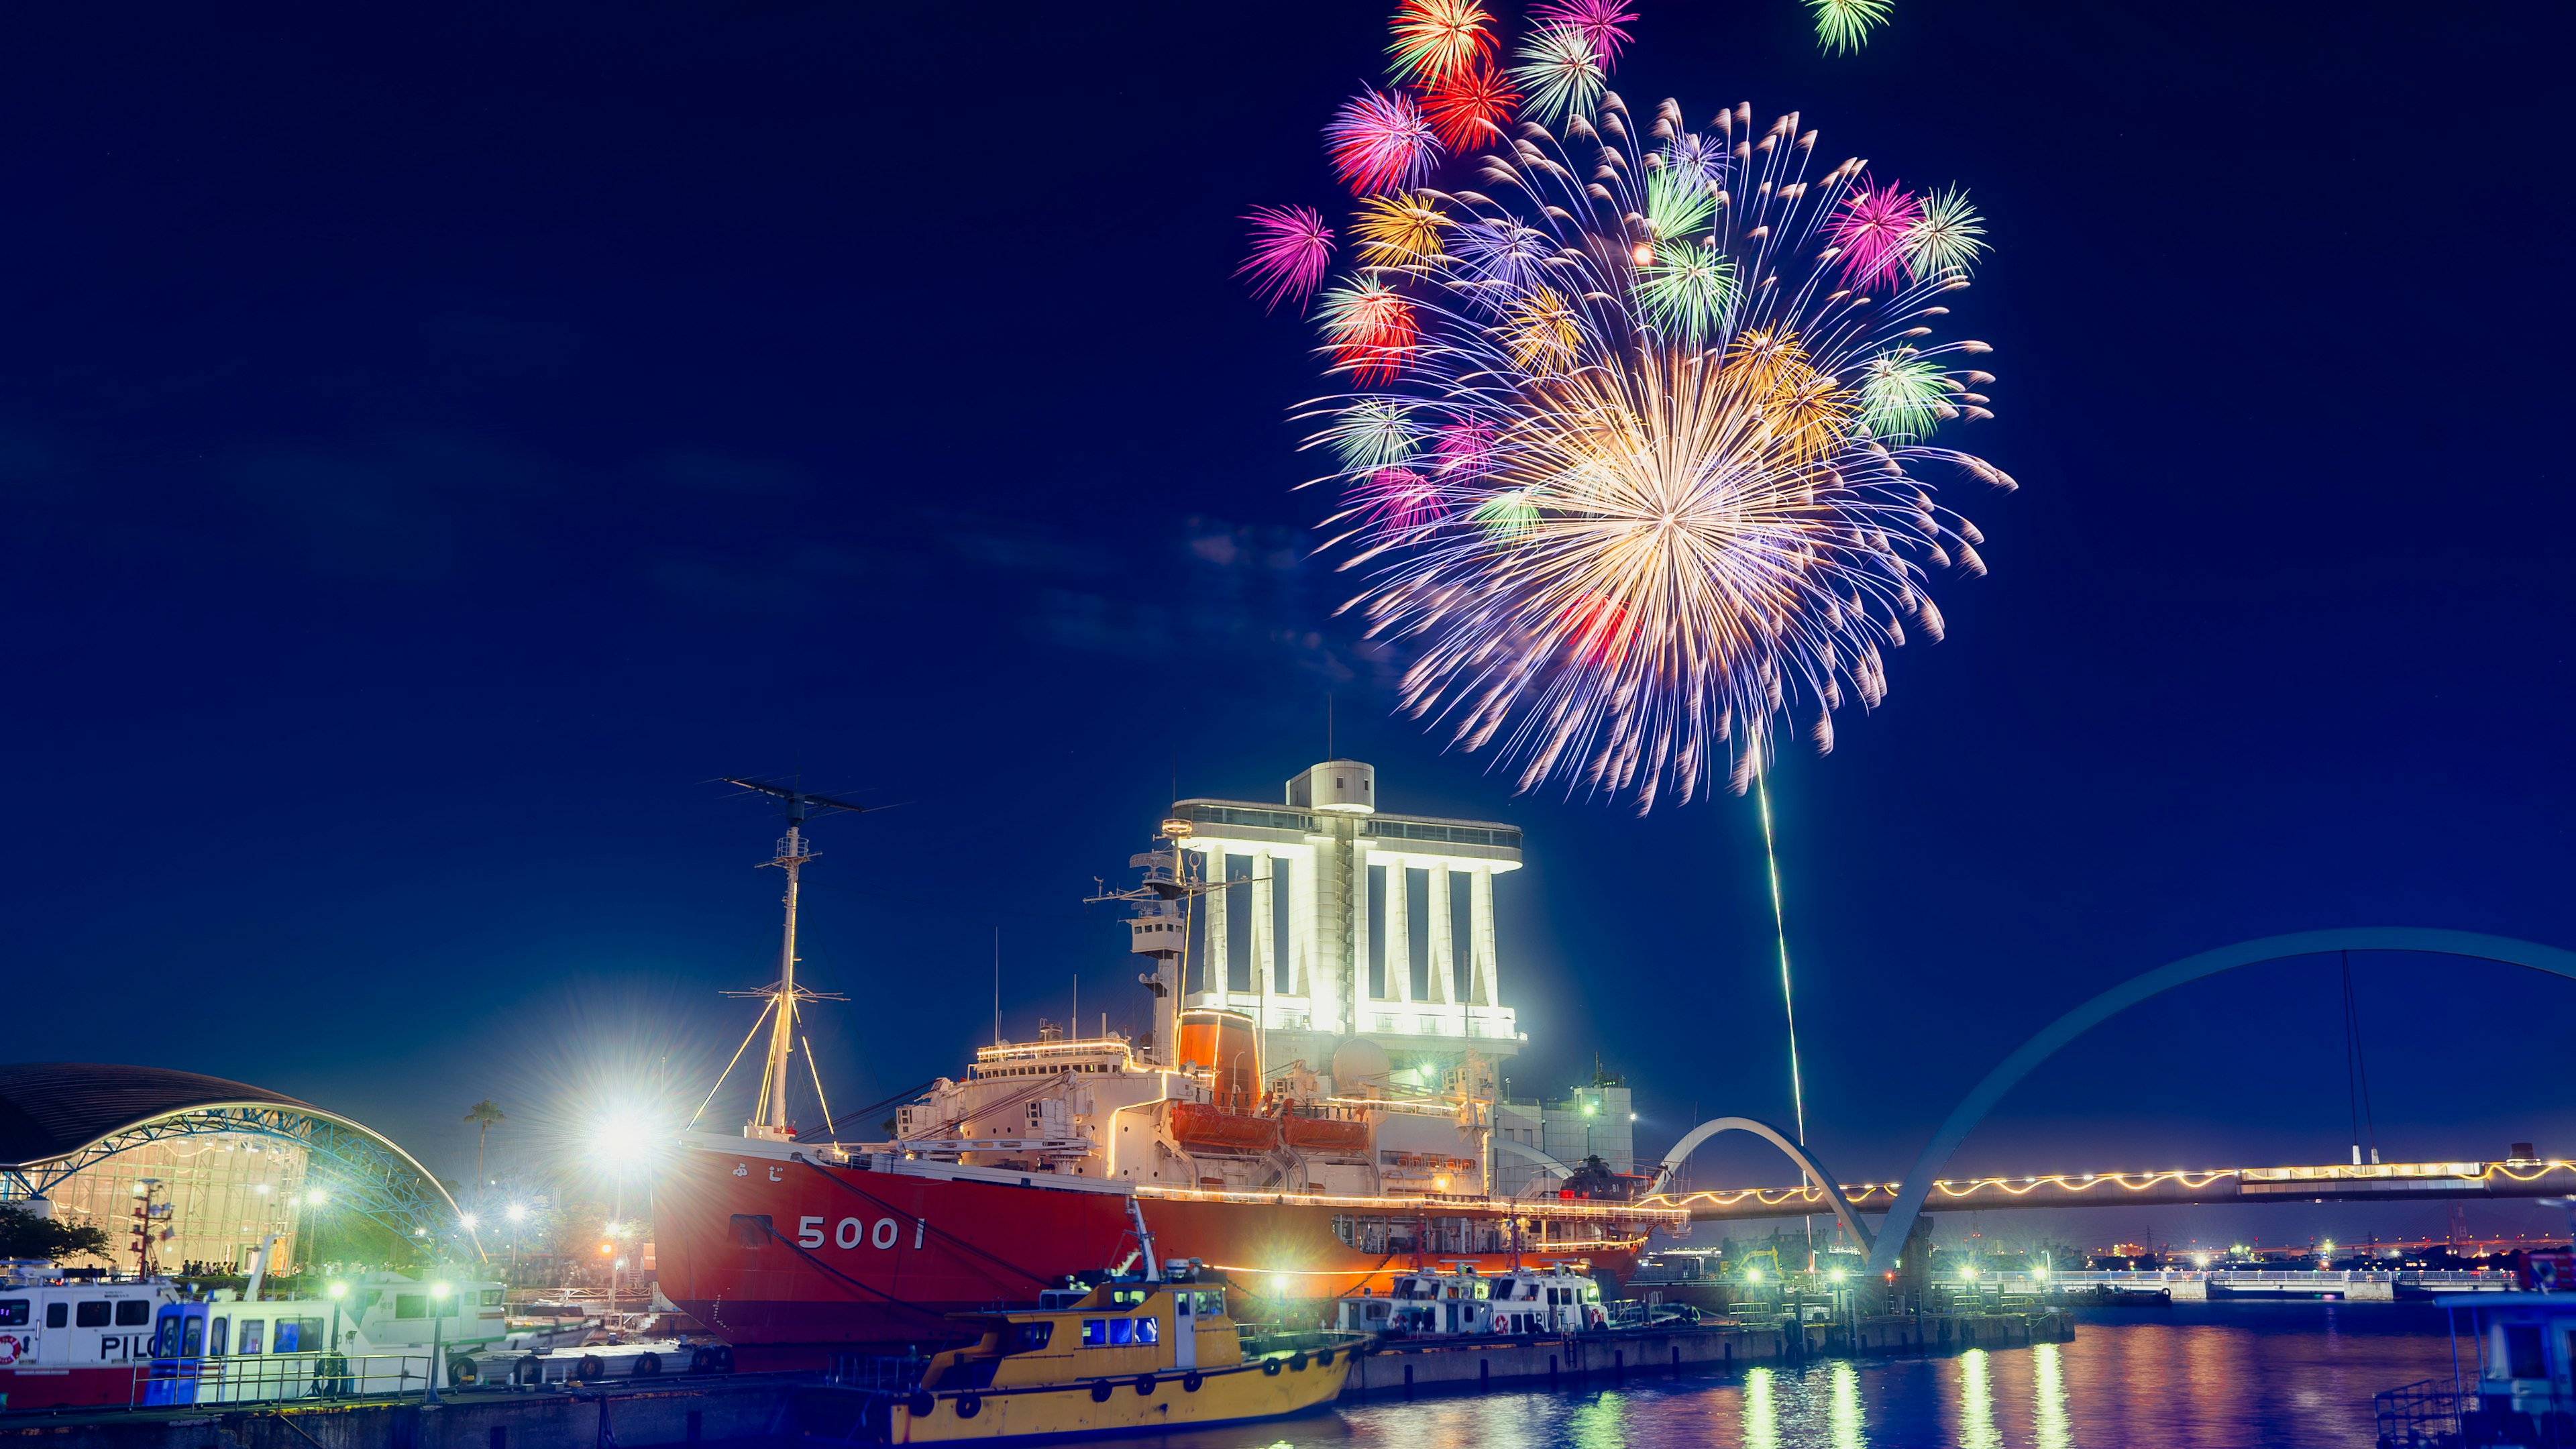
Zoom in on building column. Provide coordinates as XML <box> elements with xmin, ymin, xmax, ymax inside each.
<box><xmin>1250</xmin><ymin>850</ymin><xmax>1277</xmax><ymax>1007</ymax></box>
<box><xmin>1383</xmin><ymin>858</ymin><xmax>1411</xmax><ymax>1004</ymax></box>
<box><xmin>1428</xmin><ymin>864</ymin><xmax>1456</xmax><ymax>1005</ymax></box>
<box><xmin>1470</xmin><ymin>865</ymin><xmax>1499</xmax><ymax>1008</ymax></box>
<box><xmin>1350</xmin><ymin>835</ymin><xmax>1370</xmax><ymax>1016</ymax></box>
<box><xmin>1287</xmin><ymin>845</ymin><xmax>1311</xmax><ymax>1002</ymax></box>
<box><xmin>1201</xmin><ymin>845</ymin><xmax>1229</xmax><ymax>997</ymax></box>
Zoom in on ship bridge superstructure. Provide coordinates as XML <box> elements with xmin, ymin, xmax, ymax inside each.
<box><xmin>1167</xmin><ymin>760</ymin><xmax>1523</xmax><ymax>1095</ymax></box>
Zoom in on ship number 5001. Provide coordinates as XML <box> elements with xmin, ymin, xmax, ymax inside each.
<box><xmin>799</xmin><ymin>1216</ymin><xmax>908</xmax><ymax>1250</ymax></box>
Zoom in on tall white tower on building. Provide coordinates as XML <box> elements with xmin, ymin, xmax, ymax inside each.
<box><xmin>1163</xmin><ymin>759</ymin><xmax>1523</xmax><ymax>1096</ymax></box>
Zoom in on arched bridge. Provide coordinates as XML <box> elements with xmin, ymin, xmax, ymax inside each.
<box><xmin>1638</xmin><ymin>928</ymin><xmax>2576</xmax><ymax>1275</ymax></box>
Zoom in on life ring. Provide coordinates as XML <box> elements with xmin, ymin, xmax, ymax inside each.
<box><xmin>1261</xmin><ymin>1358</ymin><xmax>1282</xmax><ymax>1376</ymax></box>
<box><xmin>447</xmin><ymin>1355</ymin><xmax>480</xmax><ymax>1387</ymax></box>
<box><xmin>1132</xmin><ymin>1374</ymin><xmax>1156</xmax><ymax>1396</ymax></box>
<box><xmin>906</xmin><ymin>1391</ymin><xmax>934</xmax><ymax>1417</ymax></box>
<box><xmin>1181</xmin><ymin>1372</ymin><xmax>1203</xmax><ymax>1393</ymax></box>
<box><xmin>709</xmin><ymin>1345</ymin><xmax>735</xmax><ymax>1373</ymax></box>
<box><xmin>955</xmin><ymin>1393</ymin><xmax>982</xmax><ymax>1419</ymax></box>
<box><xmin>514</xmin><ymin>1355</ymin><xmax>544</xmax><ymax>1385</ymax></box>
<box><xmin>573</xmin><ymin>1355</ymin><xmax>607</xmax><ymax>1381</ymax></box>
<box><xmin>0</xmin><ymin>1334</ymin><xmax>19</xmax><ymax>1364</ymax></box>
<box><xmin>633</xmin><ymin>1352</ymin><xmax>661</xmax><ymax>1377</ymax></box>
<box><xmin>1089</xmin><ymin>1380</ymin><xmax>1114</xmax><ymax>1403</ymax></box>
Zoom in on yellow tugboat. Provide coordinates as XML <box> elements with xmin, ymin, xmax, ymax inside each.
<box><xmin>875</xmin><ymin>1272</ymin><xmax>1354</xmax><ymax>1442</ymax></box>
<box><xmin>834</xmin><ymin>1204</ymin><xmax>1360</xmax><ymax>1443</ymax></box>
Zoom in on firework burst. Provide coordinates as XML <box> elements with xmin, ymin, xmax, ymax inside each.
<box><xmin>1827</xmin><ymin>180</ymin><xmax>1923</xmax><ymax>289</ymax></box>
<box><xmin>1529</xmin><ymin>0</ymin><xmax>1638</xmax><ymax>70</ymax></box>
<box><xmin>1422</xmin><ymin>59</ymin><xmax>1521</xmax><ymax>151</ymax></box>
<box><xmin>1388</xmin><ymin>0</ymin><xmax>1496</xmax><ymax>88</ymax></box>
<box><xmin>1326</xmin><ymin>88</ymin><xmax>1440</xmax><ymax>195</ymax></box>
<box><xmin>1510</xmin><ymin>25</ymin><xmax>1606</xmax><ymax>126</ymax></box>
<box><xmin>1809</xmin><ymin>0</ymin><xmax>1894</xmax><ymax>53</ymax></box>
<box><xmin>1293</xmin><ymin>96</ymin><xmax>2010</xmax><ymax>809</ymax></box>
<box><xmin>1236</xmin><ymin>205</ymin><xmax>1337</xmax><ymax>312</ymax></box>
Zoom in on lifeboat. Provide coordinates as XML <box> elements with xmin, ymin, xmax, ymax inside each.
<box><xmin>1281</xmin><ymin>1114</ymin><xmax>1370</xmax><ymax>1152</ymax></box>
<box><xmin>1171</xmin><ymin>1103</ymin><xmax>1282</xmax><ymax>1153</ymax></box>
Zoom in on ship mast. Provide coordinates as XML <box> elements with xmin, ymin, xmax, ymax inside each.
<box><xmin>722</xmin><ymin>777</ymin><xmax>866</xmax><ymax>1140</ymax></box>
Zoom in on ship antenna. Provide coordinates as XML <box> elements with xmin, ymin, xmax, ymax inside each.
<box><xmin>720</xmin><ymin>777</ymin><xmax>867</xmax><ymax>1140</ymax></box>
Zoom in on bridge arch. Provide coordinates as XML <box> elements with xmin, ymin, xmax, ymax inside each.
<box><xmin>1864</xmin><ymin>927</ymin><xmax>2576</xmax><ymax>1274</ymax></box>
<box><xmin>1493</xmin><ymin>1136</ymin><xmax>1572</xmax><ymax>1178</ymax></box>
<box><xmin>1652</xmin><ymin>1116</ymin><xmax>1874</xmax><ymax>1254</ymax></box>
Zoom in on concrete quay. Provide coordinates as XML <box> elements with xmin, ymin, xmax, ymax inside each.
<box><xmin>0</xmin><ymin>1378</ymin><xmax>793</xmax><ymax>1449</ymax></box>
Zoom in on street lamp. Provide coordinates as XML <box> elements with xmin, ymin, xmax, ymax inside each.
<box><xmin>425</xmin><ymin>1282</ymin><xmax>451</xmax><ymax>1405</ymax></box>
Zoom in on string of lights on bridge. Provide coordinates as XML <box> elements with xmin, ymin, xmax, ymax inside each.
<box><xmin>1644</xmin><ymin>1159</ymin><xmax>2576</xmax><ymax>1213</ymax></box>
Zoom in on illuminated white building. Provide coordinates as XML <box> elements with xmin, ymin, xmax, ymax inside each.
<box><xmin>1169</xmin><ymin>760</ymin><xmax>1523</xmax><ymax>1093</ymax></box>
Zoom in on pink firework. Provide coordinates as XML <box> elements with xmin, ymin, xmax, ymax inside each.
<box><xmin>1362</xmin><ymin>466</ymin><xmax>1446</xmax><ymax>531</ymax></box>
<box><xmin>1827</xmin><ymin>180</ymin><xmax>1923</xmax><ymax>289</ymax></box>
<box><xmin>1432</xmin><ymin>418</ymin><xmax>1498</xmax><ymax>476</ymax></box>
<box><xmin>1326</xmin><ymin>88</ymin><xmax>1440</xmax><ymax>196</ymax></box>
<box><xmin>1236</xmin><ymin>205</ymin><xmax>1337</xmax><ymax>312</ymax></box>
<box><xmin>1529</xmin><ymin>0</ymin><xmax>1638</xmax><ymax>69</ymax></box>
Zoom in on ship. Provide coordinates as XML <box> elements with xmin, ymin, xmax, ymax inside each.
<box><xmin>654</xmin><ymin>766</ymin><xmax>1687</xmax><ymax>1370</ymax></box>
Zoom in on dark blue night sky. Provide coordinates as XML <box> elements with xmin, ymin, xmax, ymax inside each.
<box><xmin>5</xmin><ymin>0</ymin><xmax>2571</xmax><ymax>1246</ymax></box>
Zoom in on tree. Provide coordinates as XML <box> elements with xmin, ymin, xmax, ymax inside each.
<box><xmin>0</xmin><ymin>1208</ymin><xmax>113</xmax><ymax>1263</ymax></box>
<box><xmin>464</xmin><ymin>1099</ymin><xmax>507</xmax><ymax>1208</ymax></box>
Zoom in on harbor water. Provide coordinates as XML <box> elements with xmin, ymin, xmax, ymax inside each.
<box><xmin>1088</xmin><ymin>1303</ymin><xmax>2463</xmax><ymax>1448</ymax></box>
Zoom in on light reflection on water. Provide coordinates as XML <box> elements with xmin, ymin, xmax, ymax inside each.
<box><xmin>1113</xmin><ymin>1304</ymin><xmax>2459</xmax><ymax>1449</ymax></box>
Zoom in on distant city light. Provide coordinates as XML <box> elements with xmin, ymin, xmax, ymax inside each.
<box><xmin>327</xmin><ymin>1282</ymin><xmax>347</xmax><ymax>1299</ymax></box>
<box><xmin>2032</xmin><ymin>1264</ymin><xmax>2050</xmax><ymax>1281</ymax></box>
<box><xmin>506</xmin><ymin>1203</ymin><xmax>529</xmax><ymax>1223</ymax></box>
<box><xmin>430</xmin><ymin>1281</ymin><xmax>450</xmax><ymax>1299</ymax></box>
<box><xmin>1744</xmin><ymin>1267</ymin><xmax>1762</xmax><ymax>1283</ymax></box>
<box><xmin>1269</xmin><ymin>1275</ymin><xmax>1291</xmax><ymax>1299</ymax></box>
<box><xmin>2194</xmin><ymin>1253</ymin><xmax>2212</xmax><ymax>1268</ymax></box>
<box><xmin>459</xmin><ymin>1214</ymin><xmax>479</xmax><ymax>1230</ymax></box>
<box><xmin>305</xmin><ymin>1190</ymin><xmax>328</xmax><ymax>1208</ymax></box>
<box><xmin>1960</xmin><ymin>1267</ymin><xmax>1978</xmax><ymax>1282</ymax></box>
<box><xmin>1827</xmin><ymin>1269</ymin><xmax>1846</xmax><ymax>1283</ymax></box>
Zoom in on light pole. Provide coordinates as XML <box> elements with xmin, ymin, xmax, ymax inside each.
<box><xmin>505</xmin><ymin>1203</ymin><xmax>527</xmax><ymax>1281</ymax></box>
<box><xmin>425</xmin><ymin>1281</ymin><xmax>450</xmax><ymax>1405</ymax></box>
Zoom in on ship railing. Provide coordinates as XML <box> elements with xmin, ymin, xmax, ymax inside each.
<box><xmin>825</xmin><ymin>1353</ymin><xmax>931</xmax><ymax>1393</ymax></box>
<box><xmin>124</xmin><ymin>1351</ymin><xmax>437</xmax><ymax>1409</ymax></box>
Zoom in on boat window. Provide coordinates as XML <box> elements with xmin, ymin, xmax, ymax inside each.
<box><xmin>117</xmin><ymin>1301</ymin><xmax>152</xmax><ymax>1327</ymax></box>
<box><xmin>2506</xmin><ymin>1325</ymin><xmax>2547</xmax><ymax>1380</ymax></box>
<box><xmin>482</xmin><ymin>1289</ymin><xmax>505</xmax><ymax>1307</ymax></box>
<box><xmin>0</xmin><ymin>1299</ymin><xmax>25</xmax><ymax>1326</ymax></box>
<box><xmin>1082</xmin><ymin>1319</ymin><xmax>1108</xmax><ymax>1346</ymax></box>
<box><xmin>47</xmin><ymin>1302</ymin><xmax>68</xmax><ymax>1328</ymax></box>
<box><xmin>210</xmin><ymin>1318</ymin><xmax>229</xmax><ymax>1356</ymax></box>
<box><xmin>1008</xmin><ymin>1322</ymin><xmax>1054</xmax><ymax>1353</ymax></box>
<box><xmin>239</xmin><ymin>1322</ymin><xmax>265</xmax><ymax>1354</ymax></box>
<box><xmin>1109</xmin><ymin>1319</ymin><xmax>1135</xmax><ymax>1346</ymax></box>
<box><xmin>76</xmin><ymin>1301</ymin><xmax>112</xmax><ymax>1328</ymax></box>
<box><xmin>182</xmin><ymin>1317</ymin><xmax>205</xmax><ymax>1357</ymax></box>
<box><xmin>1200</xmin><ymin>1291</ymin><xmax>1224</xmax><ymax>1318</ymax></box>
<box><xmin>1136</xmin><ymin>1316</ymin><xmax>1158</xmax><ymax>1345</ymax></box>
<box><xmin>396</xmin><ymin>1295</ymin><xmax>428</xmax><ymax>1320</ymax></box>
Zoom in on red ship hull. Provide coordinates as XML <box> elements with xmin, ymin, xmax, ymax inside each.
<box><xmin>653</xmin><ymin>1140</ymin><xmax>1656</xmax><ymax>1370</ymax></box>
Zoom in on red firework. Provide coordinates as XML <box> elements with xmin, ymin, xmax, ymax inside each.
<box><xmin>1325</xmin><ymin>88</ymin><xmax>1440</xmax><ymax>196</ymax></box>
<box><xmin>1827</xmin><ymin>180</ymin><xmax>1923</xmax><ymax>289</ymax></box>
<box><xmin>1322</xmin><ymin>280</ymin><xmax>1420</xmax><ymax>382</ymax></box>
<box><xmin>1422</xmin><ymin>60</ymin><xmax>1521</xmax><ymax>152</ymax></box>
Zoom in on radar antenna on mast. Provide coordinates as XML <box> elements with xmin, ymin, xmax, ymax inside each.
<box><xmin>720</xmin><ymin>777</ymin><xmax>867</xmax><ymax>1141</ymax></box>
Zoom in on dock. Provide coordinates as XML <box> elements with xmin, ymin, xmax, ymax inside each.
<box><xmin>1344</xmin><ymin>1309</ymin><xmax>2073</xmax><ymax>1396</ymax></box>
